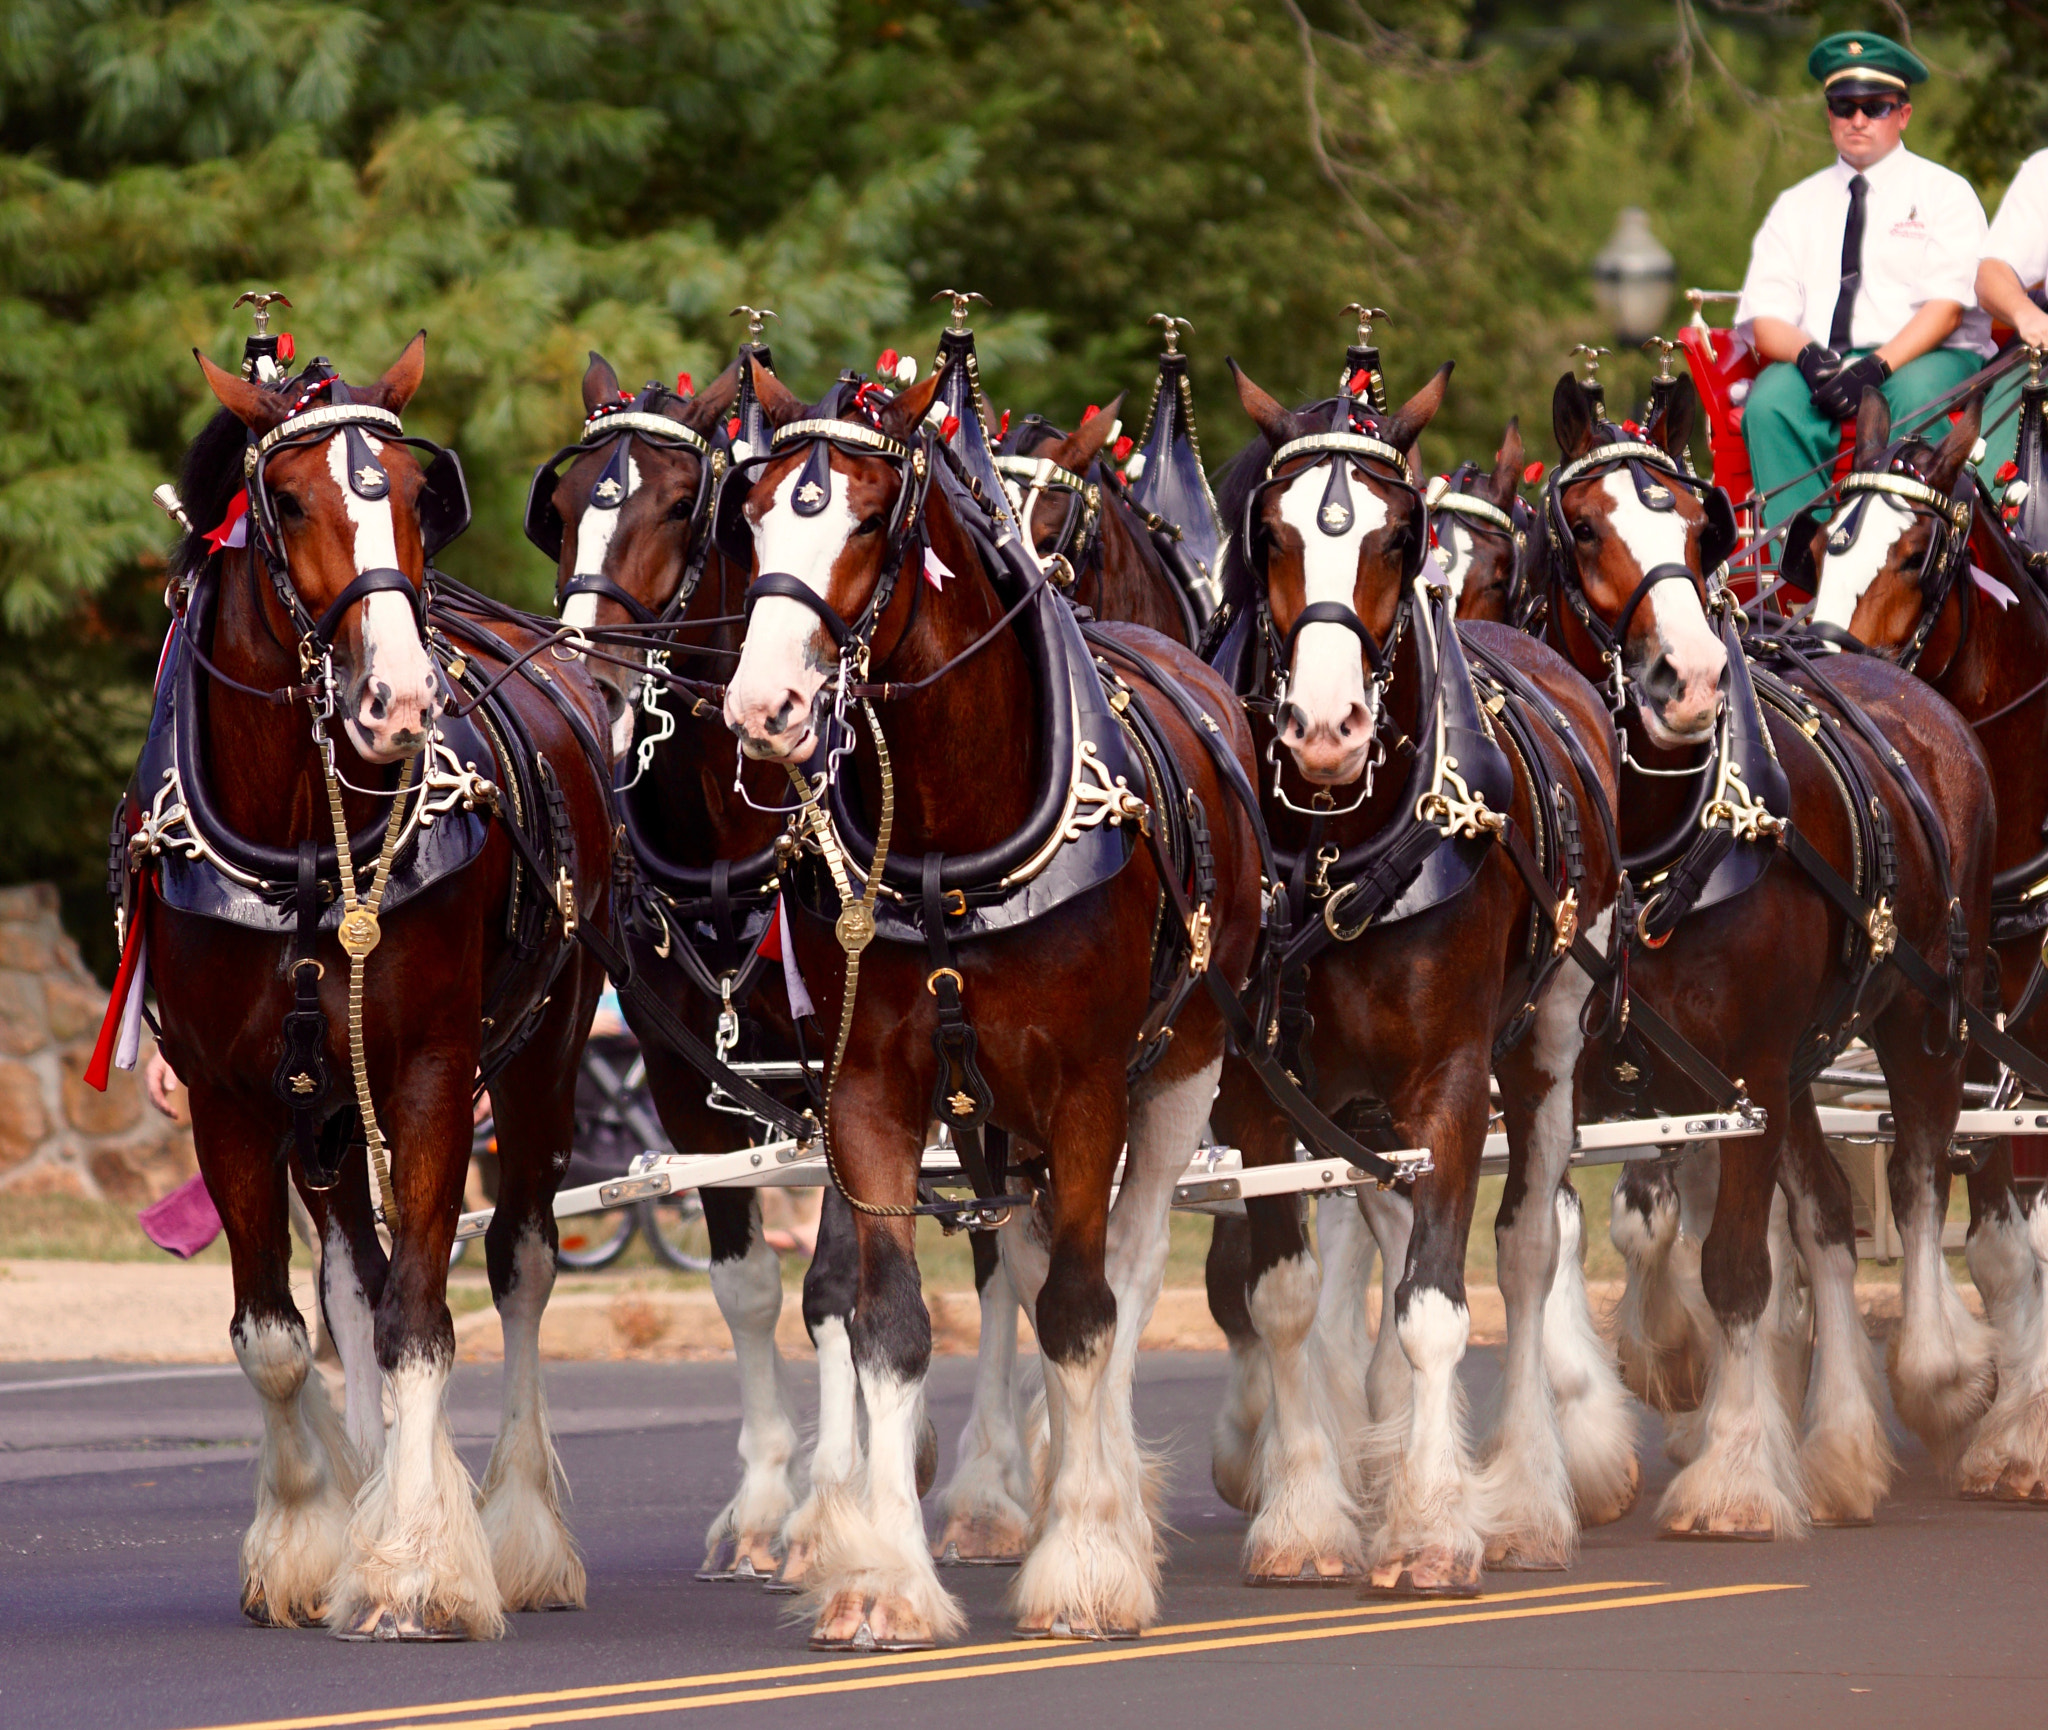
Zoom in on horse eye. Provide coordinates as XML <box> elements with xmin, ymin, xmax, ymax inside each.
<box><xmin>856</xmin><ymin>514</ymin><xmax>885</xmax><ymax>537</ymax></box>
<box><xmin>1571</xmin><ymin>520</ymin><xmax>1597</xmax><ymax>544</ymax></box>
<box><xmin>273</xmin><ymin>492</ymin><xmax>304</xmax><ymax>522</ymax></box>
<box><xmin>667</xmin><ymin>492</ymin><xmax>695</xmax><ymax>522</ymax></box>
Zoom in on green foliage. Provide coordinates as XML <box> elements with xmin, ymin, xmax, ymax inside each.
<box><xmin>0</xmin><ymin>0</ymin><xmax>2033</xmax><ymax>970</ymax></box>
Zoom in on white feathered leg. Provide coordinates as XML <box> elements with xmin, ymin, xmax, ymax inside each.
<box><xmin>700</xmin><ymin>1201</ymin><xmax>801</xmax><ymax>1581</ymax></box>
<box><xmin>1314</xmin><ymin>1190</ymin><xmax>1378</xmax><ymax>1422</ymax></box>
<box><xmin>1957</xmin><ymin>1194</ymin><xmax>2048</xmax><ymax>1501</ymax></box>
<box><xmin>235</xmin><ymin>1314</ymin><xmax>361</xmax><ymax>1628</ymax></box>
<box><xmin>1889</xmin><ymin>1176</ymin><xmax>1997</xmax><ymax>1475</ymax></box>
<box><xmin>1011</xmin><ymin>1060</ymin><xmax>1214</xmax><ymax>1637</ymax></box>
<box><xmin>478</xmin><ymin>1228</ymin><xmax>585</xmax><ymax>1609</ymax></box>
<box><xmin>330</xmin><ymin>1349</ymin><xmax>504</xmax><ymax>1639</ymax></box>
<box><xmin>1655</xmin><ymin>1316</ymin><xmax>1806</xmax><ymax>1541</ymax></box>
<box><xmin>320</xmin><ymin>1218</ymin><xmax>384</xmax><ymax>1469</ymax></box>
<box><xmin>933</xmin><ymin>1252</ymin><xmax>1031</xmax><ymax>1564</ymax></box>
<box><xmin>1609</xmin><ymin>1145</ymin><xmax>1715</xmax><ymax>1422</ymax></box>
<box><xmin>1367</xmin><ymin>1288</ymin><xmax>1487</xmax><ymax>1595</ymax></box>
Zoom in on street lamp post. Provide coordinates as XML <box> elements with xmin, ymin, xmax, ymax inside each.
<box><xmin>1590</xmin><ymin>207</ymin><xmax>1677</xmax><ymax>347</ymax></box>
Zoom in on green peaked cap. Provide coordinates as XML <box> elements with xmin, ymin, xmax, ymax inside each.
<box><xmin>1808</xmin><ymin>31</ymin><xmax>1930</xmax><ymax>94</ymax></box>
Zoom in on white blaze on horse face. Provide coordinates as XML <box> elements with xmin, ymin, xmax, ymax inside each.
<box><xmin>326</xmin><ymin>436</ymin><xmax>439</xmax><ymax>761</ymax></box>
<box><xmin>1432</xmin><ymin>518</ymin><xmax>1477</xmax><ymax>604</ymax></box>
<box><xmin>1597</xmin><ymin>472</ymin><xmax>1725</xmax><ymax>743</ymax></box>
<box><xmin>725</xmin><ymin>464</ymin><xmax>859</xmax><ymax>759</ymax></box>
<box><xmin>562</xmin><ymin>452</ymin><xmax>644</xmax><ymax>634</ymax></box>
<box><xmin>1809</xmin><ymin>495</ymin><xmax>1913</xmax><ymax>635</ymax></box>
<box><xmin>1276</xmin><ymin>466</ymin><xmax>1387</xmax><ymax>782</ymax></box>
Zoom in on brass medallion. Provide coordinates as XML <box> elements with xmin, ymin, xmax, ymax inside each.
<box><xmin>338</xmin><ymin>906</ymin><xmax>382</xmax><ymax>959</ymax></box>
<box><xmin>835</xmin><ymin>902</ymin><xmax>876</xmax><ymax>954</ymax></box>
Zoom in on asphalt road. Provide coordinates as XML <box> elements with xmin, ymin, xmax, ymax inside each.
<box><xmin>2</xmin><ymin>1346</ymin><xmax>2042</xmax><ymax>1730</ymax></box>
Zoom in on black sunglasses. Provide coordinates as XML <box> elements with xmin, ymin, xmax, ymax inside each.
<box><xmin>1828</xmin><ymin>95</ymin><xmax>1903</xmax><ymax>121</ymax></box>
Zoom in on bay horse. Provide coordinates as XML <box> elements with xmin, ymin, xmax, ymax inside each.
<box><xmin>1543</xmin><ymin>371</ymin><xmax>1995</xmax><ymax>1535</ymax></box>
<box><xmin>1433</xmin><ymin>419</ymin><xmax>1542</xmax><ymax>629</ymax></box>
<box><xmin>722</xmin><ymin>361</ymin><xmax>1266</xmax><ymax>1645</ymax></box>
<box><xmin>534</xmin><ymin>350</ymin><xmax>950</xmax><ymax>1590</ymax></box>
<box><xmin>135</xmin><ymin>336</ymin><xmax>614</xmax><ymax>1637</ymax></box>
<box><xmin>1202</xmin><ymin>363</ymin><xmax>1632</xmax><ymax>1593</ymax></box>
<box><xmin>1792</xmin><ymin>388</ymin><xmax>2048</xmax><ymax>1498</ymax></box>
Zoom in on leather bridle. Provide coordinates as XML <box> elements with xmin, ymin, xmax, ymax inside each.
<box><xmin>1544</xmin><ymin>435</ymin><xmax>1738</xmax><ymax>708</ymax></box>
<box><xmin>526</xmin><ymin>390</ymin><xmax>722</xmax><ymax>627</ymax></box>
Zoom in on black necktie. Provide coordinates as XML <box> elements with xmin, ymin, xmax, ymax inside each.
<box><xmin>1829</xmin><ymin>173</ymin><xmax>1868</xmax><ymax>352</ymax></box>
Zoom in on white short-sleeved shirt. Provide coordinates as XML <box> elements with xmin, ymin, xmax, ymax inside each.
<box><xmin>1736</xmin><ymin>143</ymin><xmax>1993</xmax><ymax>357</ymax></box>
<box><xmin>1986</xmin><ymin>149</ymin><xmax>2048</xmax><ymax>290</ymax></box>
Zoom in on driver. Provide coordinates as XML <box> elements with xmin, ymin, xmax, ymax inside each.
<box><xmin>1735</xmin><ymin>31</ymin><xmax>1992</xmax><ymax>547</ymax></box>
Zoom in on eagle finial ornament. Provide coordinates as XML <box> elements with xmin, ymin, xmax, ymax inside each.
<box><xmin>930</xmin><ymin>288</ymin><xmax>991</xmax><ymax>331</ymax></box>
<box><xmin>729</xmin><ymin>305</ymin><xmax>778</xmax><ymax>341</ymax></box>
<box><xmin>1570</xmin><ymin>343</ymin><xmax>1611</xmax><ymax>388</ymax></box>
<box><xmin>1148</xmin><ymin>313</ymin><xmax>1194</xmax><ymax>355</ymax></box>
<box><xmin>1341</xmin><ymin>303</ymin><xmax>1388</xmax><ymax>346</ymax></box>
<box><xmin>234</xmin><ymin>289</ymin><xmax>293</xmax><ymax>336</ymax></box>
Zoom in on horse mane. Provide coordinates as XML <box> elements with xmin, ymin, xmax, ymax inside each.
<box><xmin>171</xmin><ymin>404</ymin><xmax>255</xmax><ymax>583</ymax></box>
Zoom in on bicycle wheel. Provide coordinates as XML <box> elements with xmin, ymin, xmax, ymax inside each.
<box><xmin>556</xmin><ymin>1206</ymin><xmax>636</xmax><ymax>1271</ymax></box>
<box><xmin>639</xmin><ymin>1193</ymin><xmax>712</xmax><ymax>1272</ymax></box>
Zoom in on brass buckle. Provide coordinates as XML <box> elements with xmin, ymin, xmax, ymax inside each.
<box><xmin>1186</xmin><ymin>904</ymin><xmax>1214</xmax><ymax>974</ymax></box>
<box><xmin>926</xmin><ymin>967</ymin><xmax>965</xmax><ymax>996</ymax></box>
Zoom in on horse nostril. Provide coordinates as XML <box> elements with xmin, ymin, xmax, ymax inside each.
<box><xmin>1278</xmin><ymin>702</ymin><xmax>1309</xmax><ymax>742</ymax></box>
<box><xmin>366</xmin><ymin>682</ymin><xmax>392</xmax><ymax>722</ymax></box>
<box><xmin>1641</xmin><ymin>655</ymin><xmax>1681</xmax><ymax>706</ymax></box>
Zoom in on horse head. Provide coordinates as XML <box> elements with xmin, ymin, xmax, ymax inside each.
<box><xmin>196</xmin><ymin>334</ymin><xmax>445</xmax><ymax>764</ymax></box>
<box><xmin>1434</xmin><ymin>419</ymin><xmax>1530</xmax><ymax>625</ymax></box>
<box><xmin>534</xmin><ymin>352</ymin><xmax>738</xmax><ymax>759</ymax></box>
<box><xmin>723</xmin><ymin>362</ymin><xmax>946</xmax><ymax>763</ymax></box>
<box><xmin>997</xmin><ymin>399</ymin><xmax>1123</xmax><ymax>569</ymax></box>
<box><xmin>1800</xmin><ymin>390</ymin><xmax>1983</xmax><ymax>661</ymax></box>
<box><xmin>1549</xmin><ymin>371</ymin><xmax>1730</xmax><ymax>747</ymax></box>
<box><xmin>1228</xmin><ymin>358</ymin><xmax>1449</xmax><ymax>787</ymax></box>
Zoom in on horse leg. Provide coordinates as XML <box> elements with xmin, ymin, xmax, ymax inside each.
<box><xmin>1956</xmin><ymin>1136</ymin><xmax>2048</xmax><ymax>1501</ymax></box>
<box><xmin>1656</xmin><ymin>1086</ymin><xmax>1806</xmax><ymax>1540</ymax></box>
<box><xmin>1777</xmin><ymin>1088</ymin><xmax>1892</xmax><ymax>1525</ymax></box>
<box><xmin>306</xmin><ymin>1158</ymin><xmax>388</xmax><ymax>1469</ymax></box>
<box><xmin>693</xmin><ymin>1188</ymin><xmax>801</xmax><ymax>1581</ymax></box>
<box><xmin>932</xmin><ymin>1227</ymin><xmax>1031</xmax><ymax>1565</ymax></box>
<box><xmin>1609</xmin><ymin>1143</ymin><xmax>1715</xmax><ymax>1418</ymax></box>
<box><xmin>196</xmin><ymin>1092</ymin><xmax>360</xmax><ymax>1628</ymax></box>
<box><xmin>804</xmin><ymin>1075</ymin><xmax>960</xmax><ymax>1651</ymax></box>
<box><xmin>1366</xmin><ymin>1063</ymin><xmax>1493</xmax><ymax>1597</ymax></box>
<box><xmin>1210</xmin><ymin>1060</ymin><xmax>1363</xmax><ymax>1583</ymax></box>
<box><xmin>1203</xmin><ymin>1212</ymin><xmax>1270</xmax><ymax>1514</ymax></box>
<box><xmin>1312</xmin><ymin>1188</ymin><xmax>1377</xmax><ymax>1440</ymax></box>
<box><xmin>329</xmin><ymin>1057</ymin><xmax>504</xmax><ymax>1641</ymax></box>
<box><xmin>1357</xmin><ymin>1184</ymin><xmax>1414</xmax><ymax>1427</ymax></box>
<box><xmin>778</xmin><ymin>1185</ymin><xmax>865</xmax><ymax>1590</ymax></box>
<box><xmin>477</xmin><ymin>1004</ymin><xmax>591</xmax><ymax>1614</ymax></box>
<box><xmin>1544</xmin><ymin>1180</ymin><xmax>1641</xmax><ymax>1523</ymax></box>
<box><xmin>1010</xmin><ymin>1067</ymin><xmax>1182</xmax><ymax>1638</ymax></box>
<box><xmin>1484</xmin><ymin>922</ymin><xmax>1638</xmax><ymax>1568</ymax></box>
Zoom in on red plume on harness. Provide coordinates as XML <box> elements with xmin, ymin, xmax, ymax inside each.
<box><xmin>1347</xmin><ymin>369</ymin><xmax>1372</xmax><ymax>398</ymax></box>
<box><xmin>677</xmin><ymin>371</ymin><xmax>693</xmax><ymax>396</ymax></box>
<box><xmin>277</xmin><ymin>333</ymin><xmax>295</xmax><ymax>364</ymax></box>
<box><xmin>1523</xmin><ymin>461</ymin><xmax>1546</xmax><ymax>485</ymax></box>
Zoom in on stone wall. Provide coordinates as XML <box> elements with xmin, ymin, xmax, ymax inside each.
<box><xmin>0</xmin><ymin>884</ymin><xmax>196</xmax><ymax>1204</ymax></box>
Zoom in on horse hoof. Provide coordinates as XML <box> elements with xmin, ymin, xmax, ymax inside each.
<box><xmin>1013</xmin><ymin>1614</ymin><xmax>1141</xmax><ymax>1641</ymax></box>
<box><xmin>1660</xmin><ymin>1516</ymin><xmax>1775</xmax><ymax>1542</ymax></box>
<box><xmin>1483</xmin><ymin>1545</ymin><xmax>1570</xmax><ymax>1573</ymax></box>
<box><xmin>730</xmin><ymin>1551</ymin><xmax>775</xmax><ymax>1583</ymax></box>
<box><xmin>1365</xmin><ymin>1555</ymin><xmax>1482</xmax><ymax>1599</ymax></box>
<box><xmin>695</xmin><ymin>1537</ymin><xmax>738</xmax><ymax>1583</ymax></box>
<box><xmin>1810</xmin><ymin>1514</ymin><xmax>1876</xmax><ymax>1528</ymax></box>
<box><xmin>1243</xmin><ymin>1555</ymin><xmax>1361</xmax><ymax>1587</ymax></box>
<box><xmin>932</xmin><ymin>1517</ymin><xmax>1029</xmax><ymax>1567</ymax></box>
<box><xmin>810</xmin><ymin>1593</ymin><xmax>933</xmax><ymax>1652</ymax></box>
<box><xmin>1964</xmin><ymin>1474</ymin><xmax>2048</xmax><ymax>1505</ymax></box>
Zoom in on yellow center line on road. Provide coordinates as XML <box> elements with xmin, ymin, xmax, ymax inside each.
<box><xmin>174</xmin><ymin>1580</ymin><xmax>1798</xmax><ymax>1730</ymax></box>
<box><xmin>172</xmin><ymin>1578</ymin><xmax>1655</xmax><ymax>1730</ymax></box>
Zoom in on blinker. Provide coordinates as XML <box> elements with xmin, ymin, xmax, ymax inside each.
<box><xmin>590</xmin><ymin>437</ymin><xmax>633</xmax><ymax>511</ymax></box>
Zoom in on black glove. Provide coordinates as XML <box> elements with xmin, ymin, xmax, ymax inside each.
<box><xmin>1795</xmin><ymin>343</ymin><xmax>1843</xmax><ymax>398</ymax></box>
<box><xmin>1811</xmin><ymin>352</ymin><xmax>1891</xmax><ymax>422</ymax></box>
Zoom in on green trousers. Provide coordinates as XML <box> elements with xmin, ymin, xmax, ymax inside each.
<box><xmin>1978</xmin><ymin>362</ymin><xmax>2028</xmax><ymax>499</ymax></box>
<box><xmin>1744</xmin><ymin>346</ymin><xmax>1983</xmax><ymax>532</ymax></box>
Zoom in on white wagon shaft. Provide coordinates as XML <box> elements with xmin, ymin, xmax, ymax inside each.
<box><xmin>451</xmin><ymin>1098</ymin><xmax>1769</xmax><ymax>1241</ymax></box>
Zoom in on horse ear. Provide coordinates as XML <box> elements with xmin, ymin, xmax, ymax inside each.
<box><xmin>750</xmin><ymin>358</ymin><xmax>806</xmax><ymax>430</ymax></box>
<box><xmin>1051</xmin><ymin>392</ymin><xmax>1126</xmax><ymax>470</ymax></box>
<box><xmin>1227</xmin><ymin>359</ymin><xmax>1300</xmax><ymax>448</ymax></box>
<box><xmin>877</xmin><ymin>368</ymin><xmax>945</xmax><ymax>441</ymax></box>
<box><xmin>194</xmin><ymin>350</ymin><xmax>290</xmax><ymax>434</ymax></box>
<box><xmin>679</xmin><ymin>359</ymin><xmax>741</xmax><ymax>433</ymax></box>
<box><xmin>1930</xmin><ymin>392</ymin><xmax>1985</xmax><ymax>491</ymax></box>
<box><xmin>1647</xmin><ymin>373</ymin><xmax>1696</xmax><ymax>462</ymax></box>
<box><xmin>1853</xmin><ymin>389</ymin><xmax>1893</xmax><ymax>469</ymax></box>
<box><xmin>1552</xmin><ymin>373</ymin><xmax>1596</xmax><ymax>460</ymax></box>
<box><xmin>372</xmin><ymin>331</ymin><xmax>428</xmax><ymax>415</ymax></box>
<box><xmin>583</xmin><ymin>352</ymin><xmax>622</xmax><ymax>414</ymax></box>
<box><xmin>1383</xmin><ymin>362</ymin><xmax>1453</xmax><ymax>455</ymax></box>
<box><xmin>1489</xmin><ymin>417</ymin><xmax>1524</xmax><ymax>510</ymax></box>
